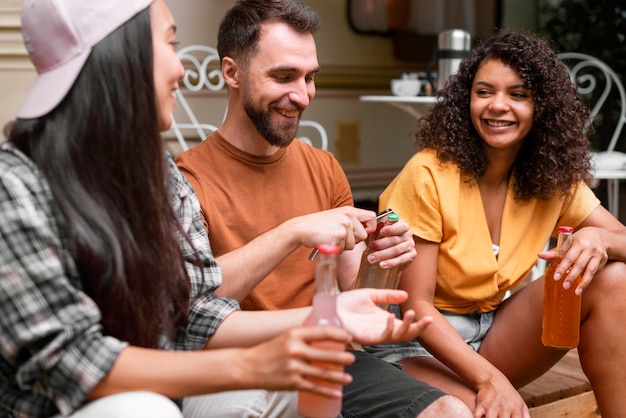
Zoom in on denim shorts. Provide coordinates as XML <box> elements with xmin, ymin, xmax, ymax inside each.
<box><xmin>363</xmin><ymin>305</ymin><xmax>496</xmax><ymax>363</ymax></box>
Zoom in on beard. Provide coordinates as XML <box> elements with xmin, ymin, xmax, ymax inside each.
<box><xmin>243</xmin><ymin>90</ymin><xmax>301</xmax><ymax>148</ymax></box>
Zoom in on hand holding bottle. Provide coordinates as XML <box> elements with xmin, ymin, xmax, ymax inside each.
<box><xmin>354</xmin><ymin>211</ymin><xmax>402</xmax><ymax>309</ymax></box>
<box><xmin>538</xmin><ymin>225</ymin><xmax>610</xmax><ymax>295</ymax></box>
<box><xmin>542</xmin><ymin>226</ymin><xmax>582</xmax><ymax>349</ymax></box>
<box><xmin>241</xmin><ymin>325</ymin><xmax>354</xmax><ymax>396</ymax></box>
<box><xmin>299</xmin><ymin>243</ymin><xmax>345</xmax><ymax>418</ymax></box>
<box><xmin>360</xmin><ymin>210</ymin><xmax>416</xmax><ymax>271</ymax></box>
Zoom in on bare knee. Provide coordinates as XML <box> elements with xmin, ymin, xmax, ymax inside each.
<box><xmin>595</xmin><ymin>261</ymin><xmax>626</xmax><ymax>287</ymax></box>
<box><xmin>417</xmin><ymin>394</ymin><xmax>473</xmax><ymax>418</ymax></box>
<box><xmin>72</xmin><ymin>392</ymin><xmax>183</xmax><ymax>418</ymax></box>
<box><xmin>585</xmin><ymin>261</ymin><xmax>626</xmax><ymax>309</ymax></box>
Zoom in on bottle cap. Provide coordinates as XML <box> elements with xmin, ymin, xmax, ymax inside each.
<box><xmin>558</xmin><ymin>226</ymin><xmax>574</xmax><ymax>233</ymax></box>
<box><xmin>316</xmin><ymin>243</ymin><xmax>340</xmax><ymax>255</ymax></box>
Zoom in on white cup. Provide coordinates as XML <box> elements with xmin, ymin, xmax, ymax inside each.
<box><xmin>391</xmin><ymin>78</ymin><xmax>421</xmax><ymax>96</ymax></box>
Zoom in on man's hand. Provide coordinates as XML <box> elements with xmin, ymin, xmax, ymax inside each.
<box><xmin>288</xmin><ymin>206</ymin><xmax>376</xmax><ymax>251</ymax></box>
<box><xmin>336</xmin><ymin>288</ymin><xmax>431</xmax><ymax>345</ymax></box>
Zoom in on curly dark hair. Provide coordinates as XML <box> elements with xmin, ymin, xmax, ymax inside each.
<box><xmin>418</xmin><ymin>30</ymin><xmax>593</xmax><ymax>200</ymax></box>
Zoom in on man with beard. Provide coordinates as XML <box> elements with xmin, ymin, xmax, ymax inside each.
<box><xmin>175</xmin><ymin>1</ymin><xmax>472</xmax><ymax>416</ymax></box>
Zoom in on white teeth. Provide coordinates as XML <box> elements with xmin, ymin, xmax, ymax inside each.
<box><xmin>486</xmin><ymin>120</ymin><xmax>513</xmax><ymax>127</ymax></box>
<box><xmin>278</xmin><ymin>109</ymin><xmax>298</xmax><ymax>118</ymax></box>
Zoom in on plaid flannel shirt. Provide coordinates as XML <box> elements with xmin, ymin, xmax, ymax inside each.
<box><xmin>0</xmin><ymin>142</ymin><xmax>238</xmax><ymax>417</ymax></box>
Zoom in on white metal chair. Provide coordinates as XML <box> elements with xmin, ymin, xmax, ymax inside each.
<box><xmin>524</xmin><ymin>53</ymin><xmax>626</xmax><ymax>284</ymax></box>
<box><xmin>558</xmin><ymin>52</ymin><xmax>626</xmax><ymax>218</ymax></box>
<box><xmin>170</xmin><ymin>45</ymin><xmax>224</xmax><ymax>152</ymax></box>
<box><xmin>170</xmin><ymin>44</ymin><xmax>328</xmax><ymax>152</ymax></box>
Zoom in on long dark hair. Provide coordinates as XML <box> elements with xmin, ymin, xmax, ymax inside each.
<box><xmin>418</xmin><ymin>30</ymin><xmax>593</xmax><ymax>200</ymax></box>
<box><xmin>9</xmin><ymin>8</ymin><xmax>190</xmax><ymax>347</ymax></box>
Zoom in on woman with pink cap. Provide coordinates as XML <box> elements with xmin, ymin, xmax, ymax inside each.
<box><xmin>0</xmin><ymin>1</ymin><xmax>432</xmax><ymax>417</ymax></box>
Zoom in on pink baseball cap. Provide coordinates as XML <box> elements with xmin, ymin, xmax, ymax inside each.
<box><xmin>17</xmin><ymin>0</ymin><xmax>153</xmax><ymax>119</ymax></box>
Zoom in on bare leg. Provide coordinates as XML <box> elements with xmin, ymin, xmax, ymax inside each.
<box><xmin>403</xmin><ymin>262</ymin><xmax>626</xmax><ymax>417</ymax></box>
<box><xmin>417</xmin><ymin>394</ymin><xmax>473</xmax><ymax>418</ymax></box>
<box><xmin>478</xmin><ymin>277</ymin><xmax>567</xmax><ymax>387</ymax></box>
<box><xmin>400</xmin><ymin>356</ymin><xmax>478</xmax><ymax>409</ymax></box>
<box><xmin>400</xmin><ymin>277</ymin><xmax>570</xmax><ymax>410</ymax></box>
<box><xmin>576</xmin><ymin>261</ymin><xmax>626</xmax><ymax>417</ymax></box>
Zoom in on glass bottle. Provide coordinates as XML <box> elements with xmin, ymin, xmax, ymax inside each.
<box><xmin>298</xmin><ymin>243</ymin><xmax>344</xmax><ymax>418</ymax></box>
<box><xmin>541</xmin><ymin>226</ymin><xmax>582</xmax><ymax>349</ymax></box>
<box><xmin>354</xmin><ymin>212</ymin><xmax>400</xmax><ymax>310</ymax></box>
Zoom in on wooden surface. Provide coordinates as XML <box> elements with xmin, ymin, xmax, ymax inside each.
<box><xmin>518</xmin><ymin>349</ymin><xmax>600</xmax><ymax>417</ymax></box>
<box><xmin>528</xmin><ymin>391</ymin><xmax>600</xmax><ymax>417</ymax></box>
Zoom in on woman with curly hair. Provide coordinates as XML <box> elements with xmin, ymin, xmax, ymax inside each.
<box><xmin>369</xmin><ymin>31</ymin><xmax>626</xmax><ymax>416</ymax></box>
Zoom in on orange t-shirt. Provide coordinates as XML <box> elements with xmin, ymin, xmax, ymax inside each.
<box><xmin>176</xmin><ymin>132</ymin><xmax>352</xmax><ymax>310</ymax></box>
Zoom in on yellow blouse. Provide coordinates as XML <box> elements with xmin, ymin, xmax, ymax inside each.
<box><xmin>380</xmin><ymin>148</ymin><xmax>600</xmax><ymax>313</ymax></box>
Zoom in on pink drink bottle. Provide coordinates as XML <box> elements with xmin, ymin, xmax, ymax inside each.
<box><xmin>298</xmin><ymin>243</ymin><xmax>344</xmax><ymax>418</ymax></box>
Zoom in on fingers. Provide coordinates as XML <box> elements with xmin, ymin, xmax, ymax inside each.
<box><xmin>553</xmin><ymin>232</ymin><xmax>607</xmax><ymax>294</ymax></box>
<box><xmin>537</xmin><ymin>248</ymin><xmax>556</xmax><ymax>261</ymax></box>
<box><xmin>300</xmin><ymin>207</ymin><xmax>373</xmax><ymax>252</ymax></box>
<box><xmin>294</xmin><ymin>328</ymin><xmax>355</xmax><ymax>396</ymax></box>
<box><xmin>352</xmin><ymin>207</ymin><xmax>377</xmax><ymax>225</ymax></box>
<box><xmin>367</xmin><ymin>220</ymin><xmax>416</xmax><ymax>269</ymax></box>
<box><xmin>296</xmin><ymin>325</ymin><xmax>353</xmax><ymax>347</ymax></box>
<box><xmin>368</xmin><ymin>288</ymin><xmax>409</xmax><ymax>305</ymax></box>
<box><xmin>395</xmin><ymin>311</ymin><xmax>432</xmax><ymax>341</ymax></box>
<box><xmin>296</xmin><ymin>367</ymin><xmax>351</xmax><ymax>398</ymax></box>
<box><xmin>271</xmin><ymin>327</ymin><xmax>355</xmax><ymax>395</ymax></box>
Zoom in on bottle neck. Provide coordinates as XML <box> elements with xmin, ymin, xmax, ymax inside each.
<box><xmin>556</xmin><ymin>231</ymin><xmax>573</xmax><ymax>259</ymax></box>
<box><xmin>310</xmin><ymin>251</ymin><xmax>342</xmax><ymax>327</ymax></box>
<box><xmin>314</xmin><ymin>252</ymin><xmax>338</xmax><ymax>295</ymax></box>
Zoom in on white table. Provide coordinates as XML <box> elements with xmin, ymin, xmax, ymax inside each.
<box><xmin>359</xmin><ymin>95</ymin><xmax>438</xmax><ymax>120</ymax></box>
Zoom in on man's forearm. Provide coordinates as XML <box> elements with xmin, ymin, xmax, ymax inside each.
<box><xmin>216</xmin><ymin>221</ymin><xmax>301</xmax><ymax>301</ymax></box>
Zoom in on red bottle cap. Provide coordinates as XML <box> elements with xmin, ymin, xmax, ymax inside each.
<box><xmin>316</xmin><ymin>243</ymin><xmax>340</xmax><ymax>255</ymax></box>
<box><xmin>558</xmin><ymin>226</ymin><xmax>574</xmax><ymax>233</ymax></box>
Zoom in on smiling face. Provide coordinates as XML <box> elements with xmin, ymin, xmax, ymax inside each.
<box><xmin>151</xmin><ymin>0</ymin><xmax>184</xmax><ymax>132</ymax></box>
<box><xmin>470</xmin><ymin>58</ymin><xmax>534</xmax><ymax>154</ymax></box>
<box><xmin>240</xmin><ymin>22</ymin><xmax>319</xmax><ymax>147</ymax></box>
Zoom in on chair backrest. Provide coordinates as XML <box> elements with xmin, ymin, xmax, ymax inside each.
<box><xmin>557</xmin><ymin>52</ymin><xmax>626</xmax><ymax>153</ymax></box>
<box><xmin>170</xmin><ymin>45</ymin><xmax>223</xmax><ymax>152</ymax></box>
<box><xmin>297</xmin><ymin>120</ymin><xmax>329</xmax><ymax>150</ymax></box>
<box><xmin>170</xmin><ymin>44</ymin><xmax>329</xmax><ymax>152</ymax></box>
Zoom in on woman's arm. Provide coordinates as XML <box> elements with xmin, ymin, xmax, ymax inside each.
<box><xmin>540</xmin><ymin>205</ymin><xmax>626</xmax><ymax>293</ymax></box>
<box><xmin>400</xmin><ymin>237</ymin><xmax>526</xmax><ymax>414</ymax></box>
<box><xmin>398</xmin><ymin>238</ymin><xmax>491</xmax><ymax>383</ymax></box>
<box><xmin>88</xmin><ymin>287</ymin><xmax>432</xmax><ymax>402</ymax></box>
<box><xmin>88</xmin><ymin>327</ymin><xmax>355</xmax><ymax>401</ymax></box>
<box><xmin>337</xmin><ymin>217</ymin><xmax>417</xmax><ymax>291</ymax></box>
<box><xmin>208</xmin><ymin>288</ymin><xmax>431</xmax><ymax>349</ymax></box>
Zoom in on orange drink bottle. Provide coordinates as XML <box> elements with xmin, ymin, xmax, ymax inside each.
<box><xmin>354</xmin><ymin>212</ymin><xmax>400</xmax><ymax>310</ymax></box>
<box><xmin>541</xmin><ymin>226</ymin><xmax>582</xmax><ymax>349</ymax></box>
<box><xmin>298</xmin><ymin>243</ymin><xmax>344</xmax><ymax>418</ymax></box>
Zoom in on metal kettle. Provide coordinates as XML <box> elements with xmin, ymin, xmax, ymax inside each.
<box><xmin>436</xmin><ymin>29</ymin><xmax>471</xmax><ymax>90</ymax></box>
